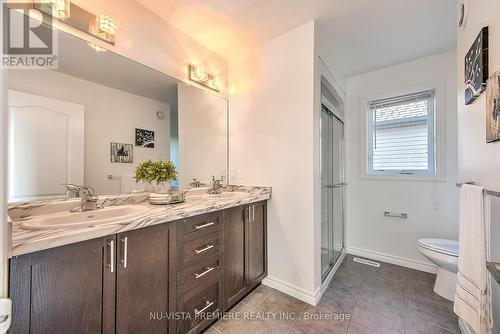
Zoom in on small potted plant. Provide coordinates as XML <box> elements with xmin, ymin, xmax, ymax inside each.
<box><xmin>135</xmin><ymin>159</ymin><xmax>177</xmax><ymax>204</ymax></box>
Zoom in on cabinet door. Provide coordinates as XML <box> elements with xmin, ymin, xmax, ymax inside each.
<box><xmin>9</xmin><ymin>236</ymin><xmax>116</xmax><ymax>334</ymax></box>
<box><xmin>223</xmin><ymin>205</ymin><xmax>247</xmax><ymax>309</ymax></box>
<box><xmin>247</xmin><ymin>202</ymin><xmax>267</xmax><ymax>286</ymax></box>
<box><xmin>116</xmin><ymin>223</ymin><xmax>174</xmax><ymax>334</ymax></box>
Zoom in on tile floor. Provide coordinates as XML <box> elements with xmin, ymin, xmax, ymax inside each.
<box><xmin>207</xmin><ymin>255</ymin><xmax>460</xmax><ymax>334</ymax></box>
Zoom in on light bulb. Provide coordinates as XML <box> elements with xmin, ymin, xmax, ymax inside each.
<box><xmin>35</xmin><ymin>0</ymin><xmax>71</xmax><ymax>19</ymax></box>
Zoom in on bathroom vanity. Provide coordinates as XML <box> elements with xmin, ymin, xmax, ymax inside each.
<box><xmin>8</xmin><ymin>187</ymin><xmax>270</xmax><ymax>334</ymax></box>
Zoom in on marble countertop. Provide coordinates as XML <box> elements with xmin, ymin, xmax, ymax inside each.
<box><xmin>9</xmin><ymin>186</ymin><xmax>271</xmax><ymax>257</ymax></box>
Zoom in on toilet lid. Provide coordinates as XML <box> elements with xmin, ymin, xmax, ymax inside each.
<box><xmin>417</xmin><ymin>238</ymin><xmax>459</xmax><ymax>257</ymax></box>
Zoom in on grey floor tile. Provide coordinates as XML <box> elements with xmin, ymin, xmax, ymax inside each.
<box><xmin>209</xmin><ymin>257</ymin><xmax>459</xmax><ymax>334</ymax></box>
<box><xmin>241</xmin><ymin>284</ymin><xmax>274</xmax><ymax>307</ymax></box>
<box><xmin>317</xmin><ymin>288</ymin><xmax>357</xmax><ymax>315</ymax></box>
<box><xmin>213</xmin><ymin>301</ymin><xmax>254</xmax><ymax>332</ymax></box>
<box><xmin>351</xmin><ymin>297</ymin><xmax>405</xmax><ymax>333</ymax></box>
<box><xmin>289</xmin><ymin>305</ymin><xmax>350</xmax><ymax>334</ymax></box>
<box><xmin>405</xmin><ymin>313</ymin><xmax>460</xmax><ymax>334</ymax></box>
<box><xmin>404</xmin><ymin>298</ymin><xmax>459</xmax><ymax>333</ymax></box>
<box><xmin>346</xmin><ymin>322</ymin><xmax>403</xmax><ymax>334</ymax></box>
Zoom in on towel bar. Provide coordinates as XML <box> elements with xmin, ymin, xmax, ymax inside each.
<box><xmin>456</xmin><ymin>182</ymin><xmax>500</xmax><ymax>197</ymax></box>
<box><xmin>486</xmin><ymin>262</ymin><xmax>500</xmax><ymax>284</ymax></box>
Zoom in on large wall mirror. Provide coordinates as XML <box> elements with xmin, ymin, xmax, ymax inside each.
<box><xmin>7</xmin><ymin>27</ymin><xmax>228</xmax><ymax>202</ymax></box>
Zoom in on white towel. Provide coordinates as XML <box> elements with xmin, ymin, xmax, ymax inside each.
<box><xmin>454</xmin><ymin>184</ymin><xmax>493</xmax><ymax>334</ymax></box>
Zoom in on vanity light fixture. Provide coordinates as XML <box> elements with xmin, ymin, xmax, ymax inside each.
<box><xmin>35</xmin><ymin>0</ymin><xmax>71</xmax><ymax>19</ymax></box>
<box><xmin>188</xmin><ymin>65</ymin><xmax>224</xmax><ymax>92</ymax></box>
<box><xmin>27</xmin><ymin>1</ymin><xmax>116</xmax><ymax>45</ymax></box>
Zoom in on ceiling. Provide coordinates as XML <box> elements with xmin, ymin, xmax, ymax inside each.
<box><xmin>136</xmin><ymin>0</ymin><xmax>457</xmax><ymax>78</ymax></box>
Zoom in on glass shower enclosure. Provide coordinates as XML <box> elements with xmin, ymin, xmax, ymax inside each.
<box><xmin>320</xmin><ymin>94</ymin><xmax>345</xmax><ymax>281</ymax></box>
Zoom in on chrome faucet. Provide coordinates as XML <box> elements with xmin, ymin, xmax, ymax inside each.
<box><xmin>190</xmin><ymin>178</ymin><xmax>201</xmax><ymax>188</ymax></box>
<box><xmin>208</xmin><ymin>176</ymin><xmax>225</xmax><ymax>194</ymax></box>
<box><xmin>69</xmin><ymin>185</ymin><xmax>103</xmax><ymax>212</ymax></box>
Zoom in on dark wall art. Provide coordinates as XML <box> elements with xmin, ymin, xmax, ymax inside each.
<box><xmin>465</xmin><ymin>27</ymin><xmax>489</xmax><ymax>105</ymax></box>
<box><xmin>486</xmin><ymin>69</ymin><xmax>500</xmax><ymax>143</ymax></box>
<box><xmin>110</xmin><ymin>142</ymin><xmax>133</xmax><ymax>163</ymax></box>
<box><xmin>135</xmin><ymin>128</ymin><xmax>155</xmax><ymax>148</ymax></box>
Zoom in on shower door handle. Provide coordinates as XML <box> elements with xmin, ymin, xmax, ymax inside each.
<box><xmin>325</xmin><ymin>183</ymin><xmax>346</xmax><ymax>188</ymax></box>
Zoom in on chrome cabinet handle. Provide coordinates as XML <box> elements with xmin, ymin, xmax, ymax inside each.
<box><xmin>195</xmin><ymin>244</ymin><xmax>214</xmax><ymax>254</ymax></box>
<box><xmin>248</xmin><ymin>205</ymin><xmax>255</xmax><ymax>223</ymax></box>
<box><xmin>195</xmin><ymin>266</ymin><xmax>215</xmax><ymax>279</ymax></box>
<box><xmin>121</xmin><ymin>237</ymin><xmax>128</xmax><ymax>268</ymax></box>
<box><xmin>194</xmin><ymin>300</ymin><xmax>214</xmax><ymax>316</ymax></box>
<box><xmin>195</xmin><ymin>222</ymin><xmax>215</xmax><ymax>230</ymax></box>
<box><xmin>108</xmin><ymin>240</ymin><xmax>114</xmax><ymax>273</ymax></box>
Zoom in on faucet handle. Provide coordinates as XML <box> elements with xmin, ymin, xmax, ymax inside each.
<box><xmin>61</xmin><ymin>183</ymin><xmax>81</xmax><ymax>198</ymax></box>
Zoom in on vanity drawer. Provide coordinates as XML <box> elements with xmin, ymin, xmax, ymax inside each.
<box><xmin>176</xmin><ymin>279</ymin><xmax>221</xmax><ymax>334</ymax></box>
<box><xmin>180</xmin><ymin>212</ymin><xmax>223</xmax><ymax>242</ymax></box>
<box><xmin>177</xmin><ymin>254</ymin><xmax>222</xmax><ymax>296</ymax></box>
<box><xmin>178</xmin><ymin>231</ymin><xmax>223</xmax><ymax>269</ymax></box>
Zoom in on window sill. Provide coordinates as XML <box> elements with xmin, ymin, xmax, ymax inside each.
<box><xmin>360</xmin><ymin>173</ymin><xmax>446</xmax><ymax>182</ymax></box>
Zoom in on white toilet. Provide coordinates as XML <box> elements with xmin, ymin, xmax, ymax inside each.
<box><xmin>417</xmin><ymin>238</ymin><xmax>459</xmax><ymax>301</ymax></box>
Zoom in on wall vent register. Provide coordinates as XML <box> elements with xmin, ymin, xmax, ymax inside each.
<box><xmin>366</xmin><ymin>90</ymin><xmax>436</xmax><ymax>176</ymax></box>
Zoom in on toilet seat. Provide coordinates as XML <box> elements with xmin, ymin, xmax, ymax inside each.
<box><xmin>417</xmin><ymin>238</ymin><xmax>459</xmax><ymax>257</ymax></box>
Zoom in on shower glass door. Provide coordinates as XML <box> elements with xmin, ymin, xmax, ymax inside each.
<box><xmin>321</xmin><ymin>103</ymin><xmax>345</xmax><ymax>281</ymax></box>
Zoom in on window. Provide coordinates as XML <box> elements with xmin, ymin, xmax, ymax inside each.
<box><xmin>366</xmin><ymin>90</ymin><xmax>436</xmax><ymax>176</ymax></box>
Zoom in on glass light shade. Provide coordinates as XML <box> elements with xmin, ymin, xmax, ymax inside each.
<box><xmin>35</xmin><ymin>0</ymin><xmax>71</xmax><ymax>19</ymax></box>
<box><xmin>214</xmin><ymin>76</ymin><xmax>225</xmax><ymax>90</ymax></box>
<box><xmin>97</xmin><ymin>15</ymin><xmax>117</xmax><ymax>35</ymax></box>
<box><xmin>195</xmin><ymin>67</ymin><xmax>208</xmax><ymax>81</ymax></box>
<box><xmin>89</xmin><ymin>14</ymin><xmax>117</xmax><ymax>38</ymax></box>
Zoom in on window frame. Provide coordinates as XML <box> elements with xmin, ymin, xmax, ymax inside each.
<box><xmin>360</xmin><ymin>81</ymin><xmax>446</xmax><ymax>181</ymax></box>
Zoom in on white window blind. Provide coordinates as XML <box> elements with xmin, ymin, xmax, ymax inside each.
<box><xmin>367</xmin><ymin>90</ymin><xmax>436</xmax><ymax>175</ymax></box>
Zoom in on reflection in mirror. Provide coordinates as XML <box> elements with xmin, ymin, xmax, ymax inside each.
<box><xmin>7</xmin><ymin>29</ymin><xmax>227</xmax><ymax>202</ymax></box>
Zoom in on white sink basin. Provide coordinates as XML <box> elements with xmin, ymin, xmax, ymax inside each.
<box><xmin>21</xmin><ymin>205</ymin><xmax>149</xmax><ymax>230</ymax></box>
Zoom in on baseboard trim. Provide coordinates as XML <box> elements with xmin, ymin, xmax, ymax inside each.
<box><xmin>262</xmin><ymin>276</ymin><xmax>316</xmax><ymax>305</ymax></box>
<box><xmin>347</xmin><ymin>246</ymin><xmax>438</xmax><ymax>274</ymax></box>
<box><xmin>314</xmin><ymin>251</ymin><xmax>346</xmax><ymax>305</ymax></box>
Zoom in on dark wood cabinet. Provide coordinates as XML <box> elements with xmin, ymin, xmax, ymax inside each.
<box><xmin>223</xmin><ymin>205</ymin><xmax>248</xmax><ymax>309</ymax></box>
<box><xmin>223</xmin><ymin>201</ymin><xmax>267</xmax><ymax>309</ymax></box>
<box><xmin>116</xmin><ymin>223</ymin><xmax>174</xmax><ymax>334</ymax></box>
<box><xmin>9</xmin><ymin>235</ymin><xmax>116</xmax><ymax>334</ymax></box>
<box><xmin>247</xmin><ymin>201</ymin><xmax>267</xmax><ymax>286</ymax></box>
<box><xmin>9</xmin><ymin>202</ymin><xmax>267</xmax><ymax>334</ymax></box>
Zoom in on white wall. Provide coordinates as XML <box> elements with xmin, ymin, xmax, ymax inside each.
<box><xmin>229</xmin><ymin>21</ymin><xmax>318</xmax><ymax>303</ymax></box>
<box><xmin>178</xmin><ymin>83</ymin><xmax>227</xmax><ymax>187</ymax></box>
<box><xmin>457</xmin><ymin>1</ymin><xmax>500</xmax><ymax>331</ymax></box>
<box><xmin>7</xmin><ymin>70</ymin><xmax>171</xmax><ymax>196</ymax></box>
<box><xmin>344</xmin><ymin>50</ymin><xmax>459</xmax><ymax>271</ymax></box>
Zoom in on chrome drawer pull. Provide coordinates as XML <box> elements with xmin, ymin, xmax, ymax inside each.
<box><xmin>195</xmin><ymin>266</ymin><xmax>215</xmax><ymax>279</ymax></box>
<box><xmin>194</xmin><ymin>300</ymin><xmax>214</xmax><ymax>316</ymax></box>
<box><xmin>108</xmin><ymin>240</ymin><xmax>114</xmax><ymax>273</ymax></box>
<box><xmin>195</xmin><ymin>244</ymin><xmax>214</xmax><ymax>254</ymax></box>
<box><xmin>194</xmin><ymin>222</ymin><xmax>215</xmax><ymax>230</ymax></box>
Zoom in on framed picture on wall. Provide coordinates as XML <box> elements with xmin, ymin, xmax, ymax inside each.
<box><xmin>135</xmin><ymin>128</ymin><xmax>155</xmax><ymax>148</ymax></box>
<box><xmin>110</xmin><ymin>142</ymin><xmax>133</xmax><ymax>163</ymax></box>
<box><xmin>465</xmin><ymin>27</ymin><xmax>489</xmax><ymax>105</ymax></box>
<box><xmin>486</xmin><ymin>69</ymin><xmax>500</xmax><ymax>143</ymax></box>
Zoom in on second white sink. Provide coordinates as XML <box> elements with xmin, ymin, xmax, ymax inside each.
<box><xmin>21</xmin><ymin>205</ymin><xmax>149</xmax><ymax>230</ymax></box>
